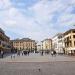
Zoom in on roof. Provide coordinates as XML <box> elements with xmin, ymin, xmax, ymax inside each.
<box><xmin>63</xmin><ymin>29</ymin><xmax>75</xmax><ymax>36</ymax></box>
<box><xmin>0</xmin><ymin>28</ymin><xmax>10</xmax><ymax>39</ymax></box>
<box><xmin>52</xmin><ymin>33</ymin><xmax>63</xmax><ymax>38</ymax></box>
<box><xmin>41</xmin><ymin>38</ymin><xmax>52</xmax><ymax>42</ymax></box>
<box><xmin>11</xmin><ymin>38</ymin><xmax>35</xmax><ymax>42</ymax></box>
<box><xmin>0</xmin><ymin>28</ymin><xmax>4</xmax><ymax>34</ymax></box>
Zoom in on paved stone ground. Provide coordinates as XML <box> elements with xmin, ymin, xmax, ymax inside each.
<box><xmin>0</xmin><ymin>53</ymin><xmax>75</xmax><ymax>75</ymax></box>
<box><xmin>0</xmin><ymin>62</ymin><xmax>75</xmax><ymax>75</ymax></box>
<box><xmin>0</xmin><ymin>53</ymin><xmax>75</xmax><ymax>62</ymax></box>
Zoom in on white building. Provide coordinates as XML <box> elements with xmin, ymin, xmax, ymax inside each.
<box><xmin>37</xmin><ymin>45</ymin><xmax>41</xmax><ymax>52</ymax></box>
<box><xmin>52</xmin><ymin>33</ymin><xmax>64</xmax><ymax>54</ymax></box>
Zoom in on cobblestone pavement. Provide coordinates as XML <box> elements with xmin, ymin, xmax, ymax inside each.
<box><xmin>0</xmin><ymin>62</ymin><xmax>75</xmax><ymax>75</ymax></box>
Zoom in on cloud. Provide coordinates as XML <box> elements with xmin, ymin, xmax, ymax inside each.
<box><xmin>0</xmin><ymin>0</ymin><xmax>11</xmax><ymax>10</ymax></box>
<box><xmin>29</xmin><ymin>0</ymin><xmax>75</xmax><ymax>29</ymax></box>
<box><xmin>0</xmin><ymin>0</ymin><xmax>75</xmax><ymax>41</ymax></box>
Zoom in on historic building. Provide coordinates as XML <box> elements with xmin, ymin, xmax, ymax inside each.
<box><xmin>11</xmin><ymin>38</ymin><xmax>37</xmax><ymax>52</ymax></box>
<box><xmin>41</xmin><ymin>39</ymin><xmax>52</xmax><ymax>52</ymax></box>
<box><xmin>37</xmin><ymin>45</ymin><xmax>41</xmax><ymax>52</ymax></box>
<box><xmin>0</xmin><ymin>28</ymin><xmax>11</xmax><ymax>53</ymax></box>
<box><xmin>64</xmin><ymin>29</ymin><xmax>75</xmax><ymax>55</ymax></box>
<box><xmin>52</xmin><ymin>33</ymin><xmax>64</xmax><ymax>54</ymax></box>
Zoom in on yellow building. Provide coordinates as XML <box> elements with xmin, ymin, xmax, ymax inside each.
<box><xmin>41</xmin><ymin>39</ymin><xmax>52</xmax><ymax>52</ymax></box>
<box><xmin>11</xmin><ymin>38</ymin><xmax>37</xmax><ymax>52</ymax></box>
<box><xmin>64</xmin><ymin>29</ymin><xmax>75</xmax><ymax>55</ymax></box>
<box><xmin>0</xmin><ymin>28</ymin><xmax>11</xmax><ymax>53</ymax></box>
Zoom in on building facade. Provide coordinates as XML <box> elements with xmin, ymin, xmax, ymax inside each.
<box><xmin>0</xmin><ymin>28</ymin><xmax>11</xmax><ymax>53</ymax></box>
<box><xmin>41</xmin><ymin>39</ymin><xmax>52</xmax><ymax>52</ymax></box>
<box><xmin>52</xmin><ymin>33</ymin><xmax>64</xmax><ymax>54</ymax></box>
<box><xmin>11</xmin><ymin>38</ymin><xmax>37</xmax><ymax>52</ymax></box>
<box><xmin>37</xmin><ymin>45</ymin><xmax>41</xmax><ymax>52</ymax></box>
<box><xmin>64</xmin><ymin>29</ymin><xmax>75</xmax><ymax>55</ymax></box>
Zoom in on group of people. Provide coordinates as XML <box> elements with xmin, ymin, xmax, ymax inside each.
<box><xmin>40</xmin><ymin>50</ymin><xmax>57</xmax><ymax>56</ymax></box>
<box><xmin>51</xmin><ymin>50</ymin><xmax>57</xmax><ymax>56</ymax></box>
<box><xmin>11</xmin><ymin>50</ymin><xmax>31</xmax><ymax>59</ymax></box>
<box><xmin>17</xmin><ymin>50</ymin><xmax>30</xmax><ymax>56</ymax></box>
<box><xmin>0</xmin><ymin>50</ymin><xmax>57</xmax><ymax>59</ymax></box>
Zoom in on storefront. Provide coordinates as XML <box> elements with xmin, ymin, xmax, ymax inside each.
<box><xmin>67</xmin><ymin>48</ymin><xmax>75</xmax><ymax>55</ymax></box>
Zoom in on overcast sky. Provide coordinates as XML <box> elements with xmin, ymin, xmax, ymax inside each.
<box><xmin>0</xmin><ymin>0</ymin><xmax>75</xmax><ymax>41</ymax></box>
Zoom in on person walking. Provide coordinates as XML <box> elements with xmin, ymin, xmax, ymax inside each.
<box><xmin>17</xmin><ymin>51</ymin><xmax>20</xmax><ymax>56</ymax></box>
<box><xmin>1</xmin><ymin>50</ymin><xmax>4</xmax><ymax>58</ymax></box>
<box><xmin>22</xmin><ymin>51</ymin><xmax>24</xmax><ymax>56</ymax></box>
<box><xmin>41</xmin><ymin>51</ymin><xmax>43</xmax><ymax>56</ymax></box>
<box><xmin>51</xmin><ymin>51</ymin><xmax>54</xmax><ymax>56</ymax></box>
<box><xmin>53</xmin><ymin>50</ymin><xmax>56</xmax><ymax>56</ymax></box>
<box><xmin>28</xmin><ymin>51</ymin><xmax>29</xmax><ymax>56</ymax></box>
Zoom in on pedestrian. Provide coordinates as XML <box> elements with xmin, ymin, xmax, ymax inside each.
<box><xmin>1</xmin><ymin>50</ymin><xmax>4</xmax><ymax>58</ymax></box>
<box><xmin>41</xmin><ymin>51</ymin><xmax>43</xmax><ymax>56</ymax></box>
<box><xmin>53</xmin><ymin>50</ymin><xmax>56</xmax><ymax>56</ymax></box>
<box><xmin>28</xmin><ymin>51</ymin><xmax>29</xmax><ymax>56</ymax></box>
<box><xmin>51</xmin><ymin>51</ymin><xmax>54</xmax><ymax>56</ymax></box>
<box><xmin>17</xmin><ymin>51</ymin><xmax>20</xmax><ymax>56</ymax></box>
<box><xmin>22</xmin><ymin>51</ymin><xmax>23</xmax><ymax>56</ymax></box>
<box><xmin>11</xmin><ymin>55</ymin><xmax>12</xmax><ymax>59</ymax></box>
